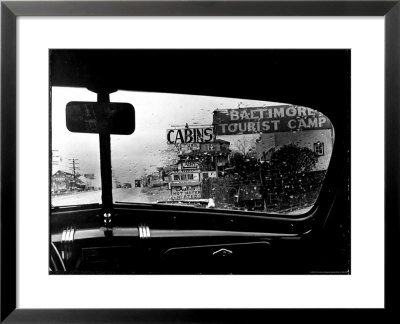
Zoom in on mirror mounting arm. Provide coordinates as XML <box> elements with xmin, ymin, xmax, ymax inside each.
<box><xmin>97</xmin><ymin>92</ymin><xmax>113</xmax><ymax>212</ymax></box>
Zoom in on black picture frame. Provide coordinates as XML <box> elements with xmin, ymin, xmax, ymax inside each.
<box><xmin>1</xmin><ymin>0</ymin><xmax>398</xmax><ymax>322</ymax></box>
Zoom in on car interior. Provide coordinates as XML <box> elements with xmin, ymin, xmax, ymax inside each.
<box><xmin>49</xmin><ymin>49</ymin><xmax>350</xmax><ymax>274</ymax></box>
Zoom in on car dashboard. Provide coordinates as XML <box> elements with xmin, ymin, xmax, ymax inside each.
<box><xmin>50</xmin><ymin>205</ymin><xmax>314</xmax><ymax>274</ymax></box>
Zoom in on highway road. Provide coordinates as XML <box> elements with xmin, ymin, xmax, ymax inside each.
<box><xmin>52</xmin><ymin>187</ymin><xmax>171</xmax><ymax>206</ymax></box>
<box><xmin>51</xmin><ymin>187</ymin><xmax>310</xmax><ymax>215</ymax></box>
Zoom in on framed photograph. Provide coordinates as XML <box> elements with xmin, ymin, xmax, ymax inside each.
<box><xmin>1</xmin><ymin>0</ymin><xmax>397</xmax><ymax>322</ymax></box>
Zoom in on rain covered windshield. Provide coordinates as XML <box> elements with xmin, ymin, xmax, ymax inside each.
<box><xmin>51</xmin><ymin>87</ymin><xmax>334</xmax><ymax>215</ymax></box>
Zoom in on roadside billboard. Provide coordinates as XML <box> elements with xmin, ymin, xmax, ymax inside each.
<box><xmin>213</xmin><ymin>105</ymin><xmax>332</xmax><ymax>135</ymax></box>
<box><xmin>175</xmin><ymin>143</ymin><xmax>200</xmax><ymax>154</ymax></box>
<box><xmin>171</xmin><ymin>186</ymin><xmax>202</xmax><ymax>200</ymax></box>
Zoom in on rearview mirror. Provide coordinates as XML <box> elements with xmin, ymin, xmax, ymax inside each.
<box><xmin>66</xmin><ymin>101</ymin><xmax>135</xmax><ymax>135</ymax></box>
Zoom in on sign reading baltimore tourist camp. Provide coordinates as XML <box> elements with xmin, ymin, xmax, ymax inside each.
<box><xmin>212</xmin><ymin>105</ymin><xmax>332</xmax><ymax>135</ymax></box>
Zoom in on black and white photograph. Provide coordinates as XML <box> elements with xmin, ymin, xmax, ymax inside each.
<box><xmin>2</xmin><ymin>1</ymin><xmax>396</xmax><ymax>320</ymax></box>
<box><xmin>49</xmin><ymin>49</ymin><xmax>350</xmax><ymax>274</ymax></box>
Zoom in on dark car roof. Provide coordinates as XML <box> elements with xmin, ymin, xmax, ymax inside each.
<box><xmin>50</xmin><ymin>49</ymin><xmax>350</xmax><ymax>112</ymax></box>
<box><xmin>50</xmin><ymin>49</ymin><xmax>350</xmax><ymax>161</ymax></box>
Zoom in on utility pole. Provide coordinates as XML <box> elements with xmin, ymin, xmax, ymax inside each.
<box><xmin>68</xmin><ymin>158</ymin><xmax>80</xmax><ymax>190</ymax></box>
<box><xmin>68</xmin><ymin>158</ymin><xmax>80</xmax><ymax>178</ymax></box>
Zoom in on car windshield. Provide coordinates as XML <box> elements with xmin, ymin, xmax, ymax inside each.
<box><xmin>51</xmin><ymin>87</ymin><xmax>334</xmax><ymax>215</ymax></box>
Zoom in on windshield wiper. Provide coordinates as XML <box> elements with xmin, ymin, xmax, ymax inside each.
<box><xmin>114</xmin><ymin>201</ymin><xmax>204</xmax><ymax>209</ymax></box>
<box><xmin>114</xmin><ymin>201</ymin><xmax>155</xmax><ymax>207</ymax></box>
<box><xmin>51</xmin><ymin>202</ymin><xmax>101</xmax><ymax>209</ymax></box>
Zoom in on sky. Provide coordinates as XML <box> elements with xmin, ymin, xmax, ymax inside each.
<box><xmin>51</xmin><ymin>87</ymin><xmax>286</xmax><ymax>185</ymax></box>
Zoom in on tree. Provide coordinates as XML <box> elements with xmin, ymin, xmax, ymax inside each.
<box><xmin>259</xmin><ymin>144</ymin><xmax>320</xmax><ymax>211</ymax></box>
<box><xmin>224</xmin><ymin>151</ymin><xmax>259</xmax><ymax>181</ymax></box>
<box><xmin>268</xmin><ymin>144</ymin><xmax>318</xmax><ymax>175</ymax></box>
<box><xmin>235</xmin><ymin>137</ymin><xmax>257</xmax><ymax>157</ymax></box>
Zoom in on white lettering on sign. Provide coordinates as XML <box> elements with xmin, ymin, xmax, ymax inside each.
<box><xmin>167</xmin><ymin>127</ymin><xmax>214</xmax><ymax>144</ymax></box>
<box><xmin>175</xmin><ymin>143</ymin><xmax>201</xmax><ymax>153</ymax></box>
<box><xmin>171</xmin><ymin>187</ymin><xmax>202</xmax><ymax>200</ymax></box>
<box><xmin>213</xmin><ymin>106</ymin><xmax>332</xmax><ymax>135</ymax></box>
<box><xmin>182</xmin><ymin>161</ymin><xmax>199</xmax><ymax>169</ymax></box>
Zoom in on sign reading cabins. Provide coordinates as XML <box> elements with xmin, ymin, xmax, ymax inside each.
<box><xmin>182</xmin><ymin>160</ymin><xmax>199</xmax><ymax>170</ymax></box>
<box><xmin>167</xmin><ymin>127</ymin><xmax>214</xmax><ymax>144</ymax></box>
